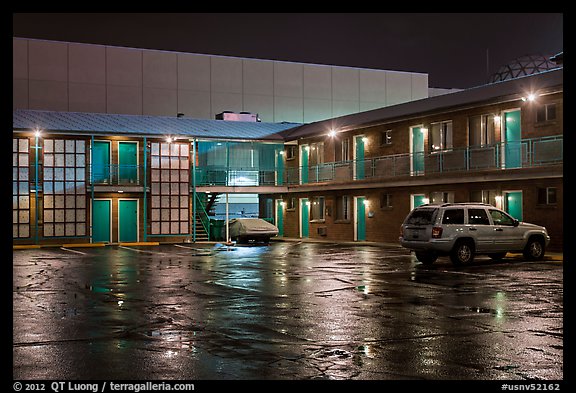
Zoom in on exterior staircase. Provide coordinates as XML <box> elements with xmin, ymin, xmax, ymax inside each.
<box><xmin>193</xmin><ymin>192</ymin><xmax>220</xmax><ymax>241</ymax></box>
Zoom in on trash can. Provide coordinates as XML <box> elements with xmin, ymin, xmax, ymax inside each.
<box><xmin>210</xmin><ymin>219</ymin><xmax>225</xmax><ymax>241</ymax></box>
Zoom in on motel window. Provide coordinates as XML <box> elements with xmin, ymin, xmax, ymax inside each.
<box><xmin>336</xmin><ymin>195</ymin><xmax>350</xmax><ymax>221</ymax></box>
<box><xmin>285</xmin><ymin>145</ymin><xmax>297</xmax><ymax>160</ymax></box>
<box><xmin>537</xmin><ymin>187</ymin><xmax>557</xmax><ymax>205</ymax></box>
<box><xmin>430</xmin><ymin>191</ymin><xmax>454</xmax><ymax>204</ymax></box>
<box><xmin>470</xmin><ymin>190</ymin><xmax>497</xmax><ymax>206</ymax></box>
<box><xmin>380</xmin><ymin>130</ymin><xmax>392</xmax><ymax>146</ymax></box>
<box><xmin>340</xmin><ymin>138</ymin><xmax>350</xmax><ymax>162</ymax></box>
<box><xmin>380</xmin><ymin>193</ymin><xmax>393</xmax><ymax>209</ymax></box>
<box><xmin>536</xmin><ymin>103</ymin><xmax>557</xmax><ymax>123</ymax></box>
<box><xmin>42</xmin><ymin>138</ymin><xmax>87</xmax><ymax>238</ymax></box>
<box><xmin>469</xmin><ymin>115</ymin><xmax>495</xmax><ymax>147</ymax></box>
<box><xmin>13</xmin><ymin>137</ymin><xmax>30</xmax><ymax>238</ymax></box>
<box><xmin>309</xmin><ymin>142</ymin><xmax>324</xmax><ymax>165</ymax></box>
<box><xmin>430</xmin><ymin>121</ymin><xmax>453</xmax><ymax>151</ymax></box>
<box><xmin>310</xmin><ymin>196</ymin><xmax>325</xmax><ymax>221</ymax></box>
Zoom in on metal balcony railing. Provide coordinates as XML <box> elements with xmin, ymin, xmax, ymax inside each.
<box><xmin>89</xmin><ymin>164</ymin><xmax>143</xmax><ymax>186</ymax></box>
<box><xmin>283</xmin><ymin>135</ymin><xmax>563</xmax><ymax>185</ymax></box>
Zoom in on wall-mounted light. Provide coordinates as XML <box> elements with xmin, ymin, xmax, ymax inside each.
<box><xmin>117</xmin><ymin>190</ymin><xmax>124</xmax><ymax>194</ymax></box>
<box><xmin>34</xmin><ymin>128</ymin><xmax>42</xmax><ymax>138</ymax></box>
<box><xmin>521</xmin><ymin>93</ymin><xmax>537</xmax><ymax>102</ymax></box>
<box><xmin>166</xmin><ymin>136</ymin><xmax>173</xmax><ymax>143</ymax></box>
<box><xmin>280</xmin><ymin>201</ymin><xmax>286</xmax><ymax>207</ymax></box>
<box><xmin>422</xmin><ymin>197</ymin><xmax>430</xmax><ymax>204</ymax></box>
<box><xmin>328</xmin><ymin>129</ymin><xmax>337</xmax><ymax>137</ymax></box>
<box><xmin>494</xmin><ymin>115</ymin><xmax>501</xmax><ymax>123</ymax></box>
<box><xmin>363</xmin><ymin>199</ymin><xmax>369</xmax><ymax>207</ymax></box>
<box><xmin>362</xmin><ymin>137</ymin><xmax>369</xmax><ymax>144</ymax></box>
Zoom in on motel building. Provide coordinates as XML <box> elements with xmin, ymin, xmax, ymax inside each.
<box><xmin>12</xmin><ymin>38</ymin><xmax>563</xmax><ymax>251</ymax></box>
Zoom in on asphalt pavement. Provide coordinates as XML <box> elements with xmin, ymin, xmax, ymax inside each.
<box><xmin>13</xmin><ymin>242</ymin><xmax>563</xmax><ymax>380</ymax></box>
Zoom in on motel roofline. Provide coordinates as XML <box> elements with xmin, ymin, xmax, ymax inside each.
<box><xmin>12</xmin><ymin>109</ymin><xmax>300</xmax><ymax>142</ymax></box>
<box><xmin>281</xmin><ymin>67</ymin><xmax>563</xmax><ymax>141</ymax></box>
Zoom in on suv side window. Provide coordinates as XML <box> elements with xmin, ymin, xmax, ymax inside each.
<box><xmin>468</xmin><ymin>208</ymin><xmax>490</xmax><ymax>225</ymax></box>
<box><xmin>442</xmin><ymin>208</ymin><xmax>464</xmax><ymax>224</ymax></box>
<box><xmin>489</xmin><ymin>209</ymin><xmax>515</xmax><ymax>226</ymax></box>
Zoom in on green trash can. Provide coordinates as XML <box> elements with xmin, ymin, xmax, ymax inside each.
<box><xmin>210</xmin><ymin>219</ymin><xmax>225</xmax><ymax>241</ymax></box>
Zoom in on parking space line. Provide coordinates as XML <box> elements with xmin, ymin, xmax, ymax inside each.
<box><xmin>60</xmin><ymin>247</ymin><xmax>87</xmax><ymax>255</ymax></box>
<box><xmin>118</xmin><ymin>245</ymin><xmax>167</xmax><ymax>255</ymax></box>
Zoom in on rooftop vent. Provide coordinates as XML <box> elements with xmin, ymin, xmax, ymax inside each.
<box><xmin>215</xmin><ymin>111</ymin><xmax>260</xmax><ymax>122</ymax></box>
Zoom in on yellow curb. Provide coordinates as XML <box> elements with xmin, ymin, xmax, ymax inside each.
<box><xmin>62</xmin><ymin>243</ymin><xmax>106</xmax><ymax>248</ymax></box>
<box><xmin>119</xmin><ymin>242</ymin><xmax>160</xmax><ymax>246</ymax></box>
<box><xmin>506</xmin><ymin>252</ymin><xmax>562</xmax><ymax>261</ymax></box>
<box><xmin>13</xmin><ymin>245</ymin><xmax>41</xmax><ymax>250</ymax></box>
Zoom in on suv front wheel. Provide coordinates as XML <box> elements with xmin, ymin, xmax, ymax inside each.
<box><xmin>523</xmin><ymin>236</ymin><xmax>545</xmax><ymax>261</ymax></box>
<box><xmin>450</xmin><ymin>239</ymin><xmax>475</xmax><ymax>265</ymax></box>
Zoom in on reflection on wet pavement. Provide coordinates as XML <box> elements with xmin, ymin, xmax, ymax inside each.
<box><xmin>13</xmin><ymin>243</ymin><xmax>562</xmax><ymax>380</ymax></box>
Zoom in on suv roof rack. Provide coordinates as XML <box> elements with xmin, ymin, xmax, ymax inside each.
<box><xmin>439</xmin><ymin>203</ymin><xmax>493</xmax><ymax>207</ymax></box>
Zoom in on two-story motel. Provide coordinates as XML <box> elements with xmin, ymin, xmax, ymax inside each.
<box><xmin>12</xmin><ymin>39</ymin><xmax>562</xmax><ymax>251</ymax></box>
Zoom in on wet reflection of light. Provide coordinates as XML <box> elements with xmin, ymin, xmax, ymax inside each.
<box><xmin>494</xmin><ymin>291</ymin><xmax>506</xmax><ymax>322</ymax></box>
<box><xmin>164</xmin><ymin>350</ymin><xmax>178</xmax><ymax>358</ymax></box>
<box><xmin>117</xmin><ymin>300</ymin><xmax>124</xmax><ymax>307</ymax></box>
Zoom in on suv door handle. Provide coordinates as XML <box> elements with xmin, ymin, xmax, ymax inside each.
<box><xmin>494</xmin><ymin>228</ymin><xmax>503</xmax><ymax>231</ymax></box>
<box><xmin>468</xmin><ymin>227</ymin><xmax>477</xmax><ymax>231</ymax></box>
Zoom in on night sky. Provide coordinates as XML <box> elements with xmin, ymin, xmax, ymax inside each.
<box><xmin>12</xmin><ymin>13</ymin><xmax>563</xmax><ymax>89</ymax></box>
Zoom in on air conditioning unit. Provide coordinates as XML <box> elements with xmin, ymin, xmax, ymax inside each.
<box><xmin>317</xmin><ymin>227</ymin><xmax>327</xmax><ymax>236</ymax></box>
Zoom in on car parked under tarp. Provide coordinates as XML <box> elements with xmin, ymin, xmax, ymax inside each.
<box><xmin>227</xmin><ymin>218</ymin><xmax>279</xmax><ymax>244</ymax></box>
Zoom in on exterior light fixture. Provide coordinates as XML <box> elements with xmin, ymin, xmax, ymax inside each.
<box><xmin>422</xmin><ymin>197</ymin><xmax>430</xmax><ymax>204</ymax></box>
<box><xmin>328</xmin><ymin>129</ymin><xmax>337</xmax><ymax>137</ymax></box>
<box><xmin>362</xmin><ymin>137</ymin><xmax>369</xmax><ymax>144</ymax></box>
<box><xmin>363</xmin><ymin>199</ymin><xmax>369</xmax><ymax>206</ymax></box>
<box><xmin>494</xmin><ymin>115</ymin><xmax>501</xmax><ymax>122</ymax></box>
<box><xmin>420</xmin><ymin>128</ymin><xmax>428</xmax><ymax>134</ymax></box>
<box><xmin>522</xmin><ymin>93</ymin><xmax>537</xmax><ymax>102</ymax></box>
<box><xmin>34</xmin><ymin>128</ymin><xmax>42</xmax><ymax>138</ymax></box>
<box><xmin>166</xmin><ymin>136</ymin><xmax>173</xmax><ymax>143</ymax></box>
<box><xmin>280</xmin><ymin>201</ymin><xmax>286</xmax><ymax>207</ymax></box>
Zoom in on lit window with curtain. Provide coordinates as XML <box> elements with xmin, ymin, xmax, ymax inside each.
<box><xmin>430</xmin><ymin>121</ymin><xmax>453</xmax><ymax>151</ymax></box>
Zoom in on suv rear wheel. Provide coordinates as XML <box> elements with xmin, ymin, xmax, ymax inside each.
<box><xmin>450</xmin><ymin>239</ymin><xmax>475</xmax><ymax>265</ymax></box>
<box><xmin>415</xmin><ymin>251</ymin><xmax>438</xmax><ymax>265</ymax></box>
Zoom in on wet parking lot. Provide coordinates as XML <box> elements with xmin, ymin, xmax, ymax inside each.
<box><xmin>13</xmin><ymin>241</ymin><xmax>563</xmax><ymax>380</ymax></box>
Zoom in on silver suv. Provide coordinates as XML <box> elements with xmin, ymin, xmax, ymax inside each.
<box><xmin>399</xmin><ymin>203</ymin><xmax>550</xmax><ymax>265</ymax></box>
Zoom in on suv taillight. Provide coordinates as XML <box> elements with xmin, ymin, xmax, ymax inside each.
<box><xmin>431</xmin><ymin>227</ymin><xmax>443</xmax><ymax>238</ymax></box>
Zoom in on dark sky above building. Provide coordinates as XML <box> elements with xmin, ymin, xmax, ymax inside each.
<box><xmin>12</xmin><ymin>13</ymin><xmax>563</xmax><ymax>89</ymax></box>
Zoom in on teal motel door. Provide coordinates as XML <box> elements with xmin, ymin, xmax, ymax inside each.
<box><xmin>355</xmin><ymin>196</ymin><xmax>366</xmax><ymax>241</ymax></box>
<box><xmin>411</xmin><ymin>126</ymin><xmax>425</xmax><ymax>175</ymax></box>
<box><xmin>354</xmin><ymin>136</ymin><xmax>365</xmax><ymax>180</ymax></box>
<box><xmin>504</xmin><ymin>110</ymin><xmax>522</xmax><ymax>169</ymax></box>
<box><xmin>119</xmin><ymin>199</ymin><xmax>138</xmax><ymax>242</ymax></box>
<box><xmin>504</xmin><ymin>191</ymin><xmax>523</xmax><ymax>222</ymax></box>
<box><xmin>275</xmin><ymin>199</ymin><xmax>284</xmax><ymax>237</ymax></box>
<box><xmin>412</xmin><ymin>194</ymin><xmax>427</xmax><ymax>209</ymax></box>
<box><xmin>276</xmin><ymin>150</ymin><xmax>284</xmax><ymax>186</ymax></box>
<box><xmin>300</xmin><ymin>198</ymin><xmax>309</xmax><ymax>238</ymax></box>
<box><xmin>300</xmin><ymin>145</ymin><xmax>309</xmax><ymax>184</ymax></box>
<box><xmin>118</xmin><ymin>142</ymin><xmax>138</xmax><ymax>184</ymax></box>
<box><xmin>92</xmin><ymin>199</ymin><xmax>111</xmax><ymax>243</ymax></box>
<box><xmin>92</xmin><ymin>141</ymin><xmax>111</xmax><ymax>184</ymax></box>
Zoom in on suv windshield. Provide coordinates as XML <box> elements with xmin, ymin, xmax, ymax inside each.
<box><xmin>405</xmin><ymin>208</ymin><xmax>438</xmax><ymax>225</ymax></box>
